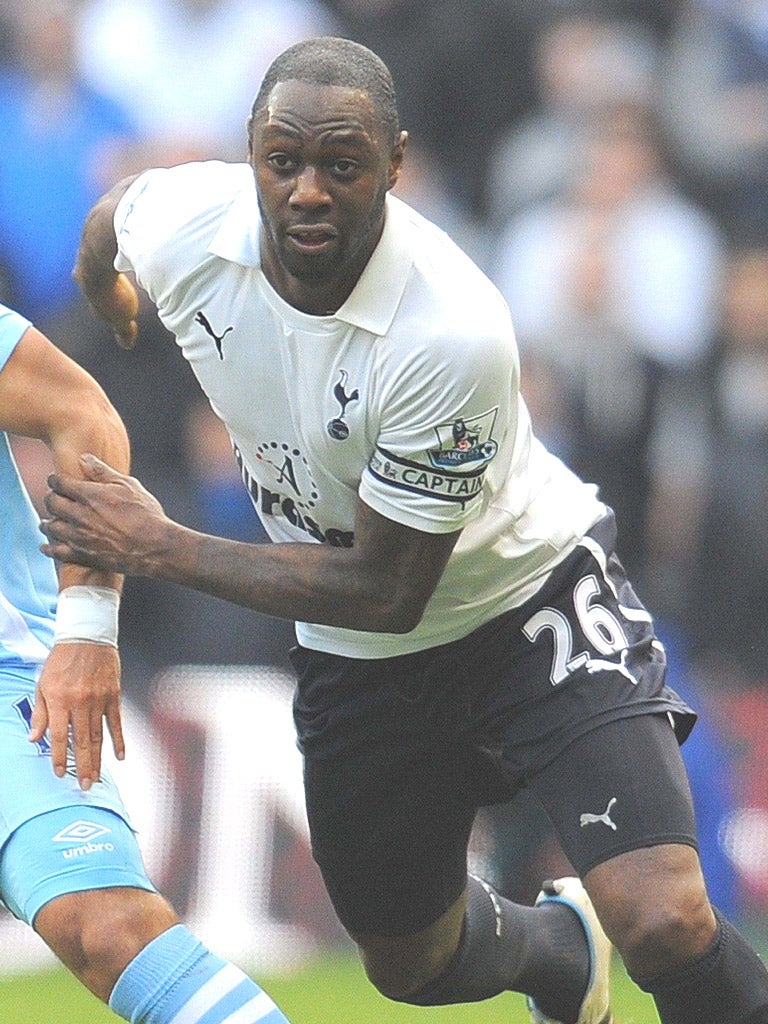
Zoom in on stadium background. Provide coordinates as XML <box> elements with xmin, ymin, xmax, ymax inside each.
<box><xmin>0</xmin><ymin>1</ymin><xmax>767</xmax><ymax>1020</ymax></box>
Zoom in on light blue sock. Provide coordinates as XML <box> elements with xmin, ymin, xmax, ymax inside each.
<box><xmin>109</xmin><ymin>924</ymin><xmax>291</xmax><ymax>1024</ymax></box>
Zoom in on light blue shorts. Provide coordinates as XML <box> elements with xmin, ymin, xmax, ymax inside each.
<box><xmin>0</xmin><ymin>665</ymin><xmax>155</xmax><ymax>924</ymax></box>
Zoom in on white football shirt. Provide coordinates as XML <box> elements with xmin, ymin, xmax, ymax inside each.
<box><xmin>114</xmin><ymin>162</ymin><xmax>606</xmax><ymax>657</ymax></box>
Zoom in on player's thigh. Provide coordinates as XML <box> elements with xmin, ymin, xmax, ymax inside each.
<box><xmin>0</xmin><ymin>667</ymin><xmax>130</xmax><ymax>841</ymax></box>
<box><xmin>304</xmin><ymin>735</ymin><xmax>477</xmax><ymax>939</ymax></box>
<box><xmin>0</xmin><ymin>804</ymin><xmax>157</xmax><ymax>929</ymax></box>
<box><xmin>527</xmin><ymin>712</ymin><xmax>699</xmax><ymax>880</ymax></box>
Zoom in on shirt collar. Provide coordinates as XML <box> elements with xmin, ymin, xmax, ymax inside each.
<box><xmin>208</xmin><ymin>180</ymin><xmax>414</xmax><ymax>337</ymax></box>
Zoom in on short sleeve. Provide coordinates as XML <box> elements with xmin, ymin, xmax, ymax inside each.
<box><xmin>0</xmin><ymin>305</ymin><xmax>31</xmax><ymax>375</ymax></box>
<box><xmin>113</xmin><ymin>168</ymin><xmax>176</xmax><ymax>292</ymax></box>
<box><xmin>360</xmin><ymin>329</ymin><xmax>516</xmax><ymax>533</ymax></box>
<box><xmin>112</xmin><ymin>162</ymin><xmax>255</xmax><ymax>313</ymax></box>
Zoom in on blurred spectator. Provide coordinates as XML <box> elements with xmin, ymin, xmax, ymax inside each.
<box><xmin>659</xmin><ymin>0</ymin><xmax>768</xmax><ymax>236</ymax></box>
<box><xmin>0</xmin><ymin>1</ymin><xmax>137</xmax><ymax>323</ymax></box>
<box><xmin>392</xmin><ymin>137</ymin><xmax>490</xmax><ymax>270</ymax></box>
<box><xmin>492</xmin><ymin>101</ymin><xmax>723</xmax><ymax>578</ymax></box>
<box><xmin>329</xmin><ymin>0</ymin><xmax>544</xmax><ymax>215</ymax></box>
<box><xmin>322</xmin><ymin>0</ymin><xmax>440</xmax><ymax>127</ymax></box>
<box><xmin>76</xmin><ymin>0</ymin><xmax>338</xmax><ymax>164</ymax></box>
<box><xmin>486</xmin><ymin>13</ymin><xmax>659</xmax><ymax>225</ymax></box>
<box><xmin>610</xmin><ymin>0</ymin><xmax>684</xmax><ymax>34</ymax></box>
<box><xmin>0</xmin><ymin>6</ymin><xmax>19</xmax><ymax>67</ymax></box>
<box><xmin>377</xmin><ymin>0</ymin><xmax>683</xmax><ymax>216</ymax></box>
<box><xmin>398</xmin><ymin>0</ymin><xmax>542</xmax><ymax>215</ymax></box>
<box><xmin>688</xmin><ymin>245</ymin><xmax>768</xmax><ymax>687</ymax></box>
<box><xmin>529</xmin><ymin>0</ymin><xmax>683</xmax><ymax>36</ymax></box>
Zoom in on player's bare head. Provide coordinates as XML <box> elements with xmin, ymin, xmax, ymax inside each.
<box><xmin>249</xmin><ymin>37</ymin><xmax>400</xmax><ymax>148</ymax></box>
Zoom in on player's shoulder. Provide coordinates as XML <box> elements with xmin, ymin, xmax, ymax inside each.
<box><xmin>115</xmin><ymin>161</ymin><xmax>254</xmax><ymax>285</ymax></box>
<box><xmin>395</xmin><ymin>198</ymin><xmax>510</xmax><ymax>328</ymax></box>
<box><xmin>387</xmin><ymin>197</ymin><xmax>514</xmax><ymax>358</ymax></box>
<box><xmin>119</xmin><ymin>161</ymin><xmax>252</xmax><ymax>233</ymax></box>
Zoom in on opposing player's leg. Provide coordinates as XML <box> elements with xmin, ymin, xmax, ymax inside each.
<box><xmin>0</xmin><ymin>668</ymin><xmax>291</xmax><ymax>1024</ymax></box>
<box><xmin>1</xmin><ymin>805</ymin><xmax>291</xmax><ymax>1024</ymax></box>
<box><xmin>532</xmin><ymin>713</ymin><xmax>768</xmax><ymax>1024</ymax></box>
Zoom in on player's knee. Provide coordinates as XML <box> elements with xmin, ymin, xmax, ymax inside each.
<box><xmin>358</xmin><ymin>940</ymin><xmax>456</xmax><ymax>1002</ymax></box>
<box><xmin>37</xmin><ymin>888</ymin><xmax>178</xmax><ymax>1001</ymax></box>
<box><xmin>588</xmin><ymin>844</ymin><xmax>718</xmax><ymax>977</ymax></box>
<box><xmin>613</xmin><ymin>883</ymin><xmax>716</xmax><ymax>977</ymax></box>
<box><xmin>361</xmin><ymin>957</ymin><xmax>437</xmax><ymax>1001</ymax></box>
<box><xmin>353</xmin><ymin>900</ymin><xmax>465</xmax><ymax>1002</ymax></box>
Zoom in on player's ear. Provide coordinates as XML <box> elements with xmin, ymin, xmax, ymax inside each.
<box><xmin>387</xmin><ymin>131</ymin><xmax>408</xmax><ymax>191</ymax></box>
<box><xmin>246</xmin><ymin>115</ymin><xmax>254</xmax><ymax>160</ymax></box>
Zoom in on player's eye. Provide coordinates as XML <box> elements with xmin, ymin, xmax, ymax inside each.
<box><xmin>267</xmin><ymin>153</ymin><xmax>296</xmax><ymax>173</ymax></box>
<box><xmin>332</xmin><ymin>159</ymin><xmax>359</xmax><ymax>178</ymax></box>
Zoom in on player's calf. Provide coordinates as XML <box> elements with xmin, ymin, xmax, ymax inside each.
<box><xmin>632</xmin><ymin>908</ymin><xmax>768</xmax><ymax>1024</ymax></box>
<box><xmin>382</xmin><ymin>875</ymin><xmax>596</xmax><ymax>1024</ymax></box>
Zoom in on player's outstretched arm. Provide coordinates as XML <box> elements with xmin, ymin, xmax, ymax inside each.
<box><xmin>0</xmin><ymin>326</ymin><xmax>130</xmax><ymax>789</ymax></box>
<box><xmin>73</xmin><ymin>174</ymin><xmax>141</xmax><ymax>349</ymax></box>
<box><xmin>42</xmin><ymin>456</ymin><xmax>461</xmax><ymax>635</ymax></box>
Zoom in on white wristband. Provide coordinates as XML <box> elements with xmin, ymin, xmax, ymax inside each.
<box><xmin>54</xmin><ymin>586</ymin><xmax>120</xmax><ymax>648</ymax></box>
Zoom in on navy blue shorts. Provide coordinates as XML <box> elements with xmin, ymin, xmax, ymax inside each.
<box><xmin>291</xmin><ymin>514</ymin><xmax>697</xmax><ymax>936</ymax></box>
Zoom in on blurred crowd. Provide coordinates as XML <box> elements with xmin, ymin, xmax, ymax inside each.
<box><xmin>1</xmin><ymin>0</ymin><xmax>768</xmax><ymax>920</ymax></box>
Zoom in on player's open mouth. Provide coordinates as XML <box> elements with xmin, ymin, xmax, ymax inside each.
<box><xmin>286</xmin><ymin>225</ymin><xmax>338</xmax><ymax>254</ymax></box>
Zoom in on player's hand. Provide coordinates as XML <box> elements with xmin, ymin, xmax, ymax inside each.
<box><xmin>88</xmin><ymin>272</ymin><xmax>139</xmax><ymax>349</ymax></box>
<box><xmin>29</xmin><ymin>641</ymin><xmax>125</xmax><ymax>791</ymax></box>
<box><xmin>40</xmin><ymin>454</ymin><xmax>168</xmax><ymax>575</ymax></box>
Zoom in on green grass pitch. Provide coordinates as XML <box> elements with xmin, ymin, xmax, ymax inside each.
<box><xmin>0</xmin><ymin>954</ymin><xmax>657</xmax><ymax>1023</ymax></box>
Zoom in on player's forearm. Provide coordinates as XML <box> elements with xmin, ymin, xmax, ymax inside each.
<box><xmin>43</xmin><ymin>465</ymin><xmax>457</xmax><ymax>631</ymax></box>
<box><xmin>50</xmin><ymin>397</ymin><xmax>130</xmax><ymax>594</ymax></box>
<box><xmin>135</xmin><ymin>522</ymin><xmax>424</xmax><ymax>633</ymax></box>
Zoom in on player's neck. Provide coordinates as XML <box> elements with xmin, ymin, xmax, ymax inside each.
<box><xmin>260</xmin><ymin>223</ymin><xmax>383</xmax><ymax>316</ymax></box>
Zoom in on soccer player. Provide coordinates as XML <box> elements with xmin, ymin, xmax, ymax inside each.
<box><xmin>0</xmin><ymin>303</ymin><xmax>290</xmax><ymax>1023</ymax></box>
<box><xmin>44</xmin><ymin>37</ymin><xmax>768</xmax><ymax>1024</ymax></box>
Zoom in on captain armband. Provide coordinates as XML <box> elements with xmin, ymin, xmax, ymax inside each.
<box><xmin>53</xmin><ymin>586</ymin><xmax>120</xmax><ymax>648</ymax></box>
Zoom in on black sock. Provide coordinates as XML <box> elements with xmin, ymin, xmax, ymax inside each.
<box><xmin>401</xmin><ymin>876</ymin><xmax>589</xmax><ymax>1023</ymax></box>
<box><xmin>634</xmin><ymin>909</ymin><xmax>768</xmax><ymax>1024</ymax></box>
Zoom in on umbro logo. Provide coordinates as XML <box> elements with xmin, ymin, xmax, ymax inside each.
<box><xmin>195</xmin><ymin>310</ymin><xmax>233</xmax><ymax>359</ymax></box>
<box><xmin>52</xmin><ymin>821</ymin><xmax>112</xmax><ymax>843</ymax></box>
<box><xmin>52</xmin><ymin>821</ymin><xmax>116</xmax><ymax>860</ymax></box>
<box><xmin>579</xmin><ymin>797</ymin><xmax>618</xmax><ymax>831</ymax></box>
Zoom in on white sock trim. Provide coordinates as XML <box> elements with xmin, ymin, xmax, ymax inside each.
<box><xmin>167</xmin><ymin>963</ymin><xmax>247</xmax><ymax>1024</ymax></box>
<box><xmin>224</xmin><ymin>991</ymin><xmax>278</xmax><ymax>1023</ymax></box>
